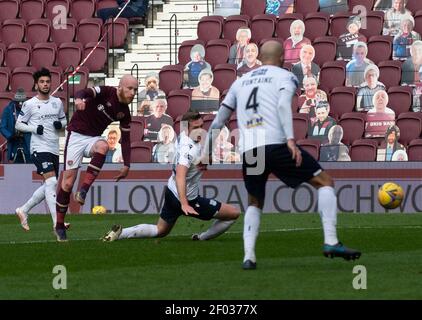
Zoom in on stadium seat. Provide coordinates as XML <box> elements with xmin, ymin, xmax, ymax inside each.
<box><xmin>130</xmin><ymin>117</ymin><xmax>146</xmax><ymax>143</ymax></box>
<box><xmin>76</xmin><ymin>18</ymin><xmax>103</xmax><ymax>46</ymax></box>
<box><xmin>406</xmin><ymin>0</ymin><xmax>422</xmax><ymax>14</ymax></box>
<box><xmin>396</xmin><ymin>113</ymin><xmax>422</xmax><ymax>146</ymax></box>
<box><xmin>359</xmin><ymin>11</ymin><xmax>384</xmax><ymax>38</ymax></box>
<box><xmin>212</xmin><ymin>64</ymin><xmax>237</xmax><ymax>93</ymax></box>
<box><xmin>63</xmin><ymin>66</ymin><xmax>89</xmax><ymax>95</ymax></box>
<box><xmin>71</xmin><ymin>0</ymin><xmax>96</xmax><ymax>22</ymax></box>
<box><xmin>158</xmin><ymin>64</ymin><xmax>184</xmax><ymax>96</ymax></box>
<box><xmin>250</xmin><ymin>14</ymin><xmax>277</xmax><ymax>44</ymax></box>
<box><xmin>240</xmin><ymin>0</ymin><xmax>266</xmax><ymax>18</ymax></box>
<box><xmin>130</xmin><ymin>141</ymin><xmax>153</xmax><ymax>163</ymax></box>
<box><xmin>329</xmin><ymin>12</ymin><xmax>352</xmax><ymax>38</ymax></box>
<box><xmin>197</xmin><ymin>16</ymin><xmax>224</xmax><ymax>42</ymax></box>
<box><xmin>0</xmin><ymin>92</ymin><xmax>15</xmax><ymax>116</ymax></box>
<box><xmin>414</xmin><ymin>11</ymin><xmax>422</xmax><ymax>37</ymax></box>
<box><xmin>329</xmin><ymin>87</ymin><xmax>356</xmax><ymax>120</ymax></box>
<box><xmin>297</xmin><ymin>139</ymin><xmax>320</xmax><ymax>160</ymax></box>
<box><xmin>0</xmin><ymin>43</ymin><xmax>6</xmax><ymax>66</ymax></box>
<box><xmin>52</xmin><ymin>90</ymin><xmax>68</xmax><ymax>113</ymax></box>
<box><xmin>26</xmin><ymin>19</ymin><xmax>51</xmax><ymax>47</ymax></box>
<box><xmin>293</xmin><ymin>113</ymin><xmax>309</xmax><ymax>140</ymax></box>
<box><xmin>350</xmin><ymin>139</ymin><xmax>378</xmax><ymax>161</ymax></box>
<box><xmin>407</xmin><ymin>139</ymin><xmax>422</xmax><ymax>161</ymax></box>
<box><xmin>205</xmin><ymin>39</ymin><xmax>231</xmax><ymax>69</ymax></box>
<box><xmin>48</xmin><ymin>66</ymin><xmax>63</xmax><ymax>92</ymax></box>
<box><xmin>83</xmin><ymin>42</ymin><xmax>107</xmax><ymax>72</ymax></box>
<box><xmin>202</xmin><ymin>114</ymin><xmax>216</xmax><ymax>132</ymax></box>
<box><xmin>223</xmin><ymin>15</ymin><xmax>250</xmax><ymax>43</ymax></box>
<box><xmin>57</xmin><ymin>42</ymin><xmax>83</xmax><ymax>71</ymax></box>
<box><xmin>348</xmin><ymin>0</ymin><xmax>375</xmax><ymax>11</ymax></box>
<box><xmin>20</xmin><ymin>0</ymin><xmax>45</xmax><ymax>22</ymax></box>
<box><xmin>51</xmin><ymin>18</ymin><xmax>77</xmax><ymax>45</ymax></box>
<box><xmin>96</xmin><ymin>0</ymin><xmax>118</xmax><ymax>11</ymax></box>
<box><xmin>304</xmin><ymin>12</ymin><xmax>330</xmax><ymax>42</ymax></box>
<box><xmin>103</xmin><ymin>18</ymin><xmax>129</xmax><ymax>48</ymax></box>
<box><xmin>259</xmin><ymin>37</ymin><xmax>285</xmax><ymax>48</ymax></box>
<box><xmin>1</xmin><ymin>19</ymin><xmax>26</xmax><ymax>46</ymax></box>
<box><xmin>379</xmin><ymin>60</ymin><xmax>402</xmax><ymax>89</ymax></box>
<box><xmin>31</xmin><ymin>42</ymin><xmax>57</xmax><ymax>69</ymax></box>
<box><xmin>387</xmin><ymin>86</ymin><xmax>412</xmax><ymax>117</ymax></box>
<box><xmin>177</xmin><ymin>40</ymin><xmax>206</xmax><ymax>66</ymax></box>
<box><xmin>0</xmin><ymin>0</ymin><xmax>19</xmax><ymax>22</ymax></box>
<box><xmin>338</xmin><ymin>112</ymin><xmax>366</xmax><ymax>146</ymax></box>
<box><xmin>173</xmin><ymin>115</ymin><xmax>183</xmax><ymax>136</ymax></box>
<box><xmin>319</xmin><ymin>61</ymin><xmax>346</xmax><ymax>93</ymax></box>
<box><xmin>5</xmin><ymin>43</ymin><xmax>31</xmax><ymax>69</ymax></box>
<box><xmin>312</xmin><ymin>36</ymin><xmax>337</xmax><ymax>67</ymax></box>
<box><xmin>10</xmin><ymin>67</ymin><xmax>36</xmax><ymax>92</ymax></box>
<box><xmin>45</xmin><ymin>0</ymin><xmax>70</xmax><ymax>20</ymax></box>
<box><xmin>166</xmin><ymin>89</ymin><xmax>191</xmax><ymax>121</ymax></box>
<box><xmin>276</xmin><ymin>13</ymin><xmax>304</xmax><ymax>40</ymax></box>
<box><xmin>294</xmin><ymin>0</ymin><xmax>319</xmax><ymax>16</ymax></box>
<box><xmin>366</xmin><ymin>36</ymin><xmax>393</xmax><ymax>64</ymax></box>
<box><xmin>0</xmin><ymin>68</ymin><xmax>11</xmax><ymax>92</ymax></box>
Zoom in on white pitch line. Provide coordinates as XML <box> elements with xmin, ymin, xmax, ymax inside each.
<box><xmin>1</xmin><ymin>225</ymin><xmax>421</xmax><ymax>245</ymax></box>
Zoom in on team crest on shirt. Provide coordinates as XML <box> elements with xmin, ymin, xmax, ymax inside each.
<box><xmin>67</xmin><ymin>160</ymin><xmax>74</xmax><ymax>166</ymax></box>
<box><xmin>116</xmin><ymin>112</ymin><xmax>125</xmax><ymax>120</ymax></box>
<box><xmin>106</xmin><ymin>102</ymin><xmax>112</xmax><ymax>108</ymax></box>
<box><xmin>52</xmin><ymin>102</ymin><xmax>58</xmax><ymax>109</ymax></box>
<box><xmin>97</xmin><ymin>104</ymin><xmax>105</xmax><ymax>111</ymax></box>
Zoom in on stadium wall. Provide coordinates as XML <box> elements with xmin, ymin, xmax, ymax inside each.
<box><xmin>0</xmin><ymin>163</ymin><xmax>421</xmax><ymax>214</ymax></box>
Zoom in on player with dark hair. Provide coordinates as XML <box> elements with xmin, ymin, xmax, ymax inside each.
<box><xmin>55</xmin><ymin>75</ymin><xmax>138</xmax><ymax>241</ymax></box>
<box><xmin>101</xmin><ymin>111</ymin><xmax>240</xmax><ymax>242</ymax></box>
<box><xmin>15</xmin><ymin>68</ymin><xmax>67</xmax><ymax>231</ymax></box>
<box><xmin>203</xmin><ymin>41</ymin><xmax>361</xmax><ymax>270</ymax></box>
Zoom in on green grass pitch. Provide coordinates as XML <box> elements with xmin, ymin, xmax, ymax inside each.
<box><xmin>0</xmin><ymin>213</ymin><xmax>421</xmax><ymax>300</ymax></box>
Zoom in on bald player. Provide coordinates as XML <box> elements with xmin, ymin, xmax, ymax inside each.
<box><xmin>203</xmin><ymin>41</ymin><xmax>361</xmax><ymax>269</ymax></box>
<box><xmin>55</xmin><ymin>75</ymin><xmax>138</xmax><ymax>241</ymax></box>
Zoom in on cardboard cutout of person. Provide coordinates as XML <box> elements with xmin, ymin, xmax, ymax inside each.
<box><xmin>365</xmin><ymin>90</ymin><xmax>396</xmax><ymax>138</ymax></box>
<box><xmin>383</xmin><ymin>0</ymin><xmax>413</xmax><ymax>37</ymax></box>
<box><xmin>265</xmin><ymin>0</ymin><xmax>294</xmax><ymax>15</ymax></box>
<box><xmin>356</xmin><ymin>64</ymin><xmax>386</xmax><ymax>112</ymax></box>
<box><xmin>337</xmin><ymin>16</ymin><xmax>367</xmax><ymax>61</ymax></box>
<box><xmin>137</xmin><ymin>72</ymin><xmax>166</xmax><ymax>116</ymax></box>
<box><xmin>152</xmin><ymin>124</ymin><xmax>176</xmax><ymax>164</ymax></box>
<box><xmin>184</xmin><ymin>44</ymin><xmax>211</xmax><ymax>89</ymax></box>
<box><xmin>308</xmin><ymin>101</ymin><xmax>337</xmax><ymax>143</ymax></box>
<box><xmin>319</xmin><ymin>0</ymin><xmax>348</xmax><ymax>15</ymax></box>
<box><xmin>229</xmin><ymin>27</ymin><xmax>252</xmax><ymax>66</ymax></box>
<box><xmin>377</xmin><ymin>125</ymin><xmax>406</xmax><ymax>161</ymax></box>
<box><xmin>346</xmin><ymin>42</ymin><xmax>374</xmax><ymax>87</ymax></box>
<box><xmin>299</xmin><ymin>75</ymin><xmax>327</xmax><ymax>120</ymax></box>
<box><xmin>291</xmin><ymin>44</ymin><xmax>320</xmax><ymax>87</ymax></box>
<box><xmin>283</xmin><ymin>20</ymin><xmax>311</xmax><ymax>64</ymax></box>
<box><xmin>401</xmin><ymin>40</ymin><xmax>422</xmax><ymax>85</ymax></box>
<box><xmin>237</xmin><ymin>43</ymin><xmax>262</xmax><ymax>77</ymax></box>
<box><xmin>191</xmin><ymin>69</ymin><xmax>220</xmax><ymax>113</ymax></box>
<box><xmin>393</xmin><ymin>17</ymin><xmax>421</xmax><ymax>60</ymax></box>
<box><xmin>320</xmin><ymin>125</ymin><xmax>351</xmax><ymax>161</ymax></box>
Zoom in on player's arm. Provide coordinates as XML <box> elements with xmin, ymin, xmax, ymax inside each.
<box><xmin>53</xmin><ymin>100</ymin><xmax>67</xmax><ymax>130</ymax></box>
<box><xmin>74</xmin><ymin>86</ymin><xmax>101</xmax><ymax>111</ymax></box>
<box><xmin>115</xmin><ymin>113</ymin><xmax>131</xmax><ymax>181</ymax></box>
<box><xmin>15</xmin><ymin>103</ymin><xmax>43</xmax><ymax>135</ymax></box>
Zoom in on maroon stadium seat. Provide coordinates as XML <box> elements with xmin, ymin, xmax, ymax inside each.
<box><xmin>63</xmin><ymin>65</ymin><xmax>89</xmax><ymax>95</ymax></box>
<box><xmin>406</xmin><ymin>0</ymin><xmax>422</xmax><ymax>14</ymax></box>
<box><xmin>197</xmin><ymin>16</ymin><xmax>224</xmax><ymax>42</ymax></box>
<box><xmin>202</xmin><ymin>114</ymin><xmax>216</xmax><ymax>132</ymax></box>
<box><xmin>205</xmin><ymin>39</ymin><xmax>231</xmax><ymax>69</ymax></box>
<box><xmin>348</xmin><ymin>0</ymin><xmax>375</xmax><ymax>11</ymax></box>
<box><xmin>31</xmin><ymin>42</ymin><xmax>57</xmax><ymax>69</ymax></box>
<box><xmin>10</xmin><ymin>67</ymin><xmax>36</xmax><ymax>92</ymax></box>
<box><xmin>77</xmin><ymin>18</ymin><xmax>103</xmax><ymax>46</ymax></box>
<box><xmin>103</xmin><ymin>18</ymin><xmax>129</xmax><ymax>48</ymax></box>
<box><xmin>83</xmin><ymin>42</ymin><xmax>107</xmax><ymax>72</ymax></box>
<box><xmin>294</xmin><ymin>0</ymin><xmax>319</xmax><ymax>16</ymax></box>
<box><xmin>173</xmin><ymin>115</ymin><xmax>183</xmax><ymax>136</ymax></box>
<box><xmin>329</xmin><ymin>12</ymin><xmax>352</xmax><ymax>38</ymax></box>
<box><xmin>240</xmin><ymin>0</ymin><xmax>266</xmax><ymax>18</ymax></box>
<box><xmin>51</xmin><ymin>18</ymin><xmax>77</xmax><ymax>45</ymax></box>
<box><xmin>45</xmin><ymin>0</ymin><xmax>70</xmax><ymax>20</ymax></box>
<box><xmin>387</xmin><ymin>86</ymin><xmax>412</xmax><ymax>117</ymax></box>
<box><xmin>338</xmin><ymin>112</ymin><xmax>366</xmax><ymax>145</ymax></box>
<box><xmin>319</xmin><ymin>61</ymin><xmax>346</xmax><ymax>93</ymax></box>
<box><xmin>250</xmin><ymin>14</ymin><xmax>277</xmax><ymax>44</ymax></box>
<box><xmin>71</xmin><ymin>0</ymin><xmax>96</xmax><ymax>22</ymax></box>
<box><xmin>223</xmin><ymin>15</ymin><xmax>250</xmax><ymax>43</ymax></box>
<box><xmin>329</xmin><ymin>87</ymin><xmax>357</xmax><ymax>120</ymax></box>
<box><xmin>293</xmin><ymin>113</ymin><xmax>309</xmax><ymax>140</ymax></box>
<box><xmin>366</xmin><ymin>36</ymin><xmax>393</xmax><ymax>64</ymax></box>
<box><xmin>96</xmin><ymin>0</ymin><xmax>119</xmax><ymax>11</ymax></box>
<box><xmin>297</xmin><ymin>139</ymin><xmax>321</xmax><ymax>160</ymax></box>
<box><xmin>312</xmin><ymin>36</ymin><xmax>337</xmax><ymax>67</ymax></box>
<box><xmin>350</xmin><ymin>139</ymin><xmax>378</xmax><ymax>161</ymax></box>
<box><xmin>0</xmin><ymin>0</ymin><xmax>19</xmax><ymax>22</ymax></box>
<box><xmin>166</xmin><ymin>89</ymin><xmax>191</xmax><ymax>120</ymax></box>
<box><xmin>48</xmin><ymin>66</ymin><xmax>63</xmax><ymax>92</ymax></box>
<box><xmin>396</xmin><ymin>113</ymin><xmax>422</xmax><ymax>146</ymax></box>
<box><xmin>304</xmin><ymin>12</ymin><xmax>330</xmax><ymax>42</ymax></box>
<box><xmin>212</xmin><ymin>63</ymin><xmax>237</xmax><ymax>93</ymax></box>
<box><xmin>159</xmin><ymin>64</ymin><xmax>184</xmax><ymax>96</ymax></box>
<box><xmin>20</xmin><ymin>0</ymin><xmax>45</xmax><ymax>22</ymax></box>
<box><xmin>276</xmin><ymin>13</ymin><xmax>304</xmax><ymax>39</ymax></box>
<box><xmin>407</xmin><ymin>139</ymin><xmax>422</xmax><ymax>161</ymax></box>
<box><xmin>26</xmin><ymin>19</ymin><xmax>51</xmax><ymax>47</ymax></box>
<box><xmin>5</xmin><ymin>43</ymin><xmax>31</xmax><ymax>69</ymax></box>
<box><xmin>177</xmin><ymin>40</ymin><xmax>206</xmax><ymax>66</ymax></box>
<box><xmin>1</xmin><ymin>19</ymin><xmax>26</xmax><ymax>46</ymax></box>
<box><xmin>0</xmin><ymin>43</ymin><xmax>6</xmax><ymax>66</ymax></box>
<box><xmin>0</xmin><ymin>67</ymin><xmax>11</xmax><ymax>92</ymax></box>
<box><xmin>379</xmin><ymin>60</ymin><xmax>402</xmax><ymax>88</ymax></box>
<box><xmin>259</xmin><ymin>37</ymin><xmax>285</xmax><ymax>48</ymax></box>
<box><xmin>359</xmin><ymin>11</ymin><xmax>384</xmax><ymax>38</ymax></box>
<box><xmin>130</xmin><ymin>117</ymin><xmax>146</xmax><ymax>143</ymax></box>
<box><xmin>57</xmin><ymin>42</ymin><xmax>83</xmax><ymax>71</ymax></box>
<box><xmin>130</xmin><ymin>141</ymin><xmax>153</xmax><ymax>163</ymax></box>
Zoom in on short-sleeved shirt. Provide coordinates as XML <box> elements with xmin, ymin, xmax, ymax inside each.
<box><xmin>346</xmin><ymin>60</ymin><xmax>372</xmax><ymax>87</ymax></box>
<box><xmin>356</xmin><ymin>83</ymin><xmax>386</xmax><ymax>112</ymax></box>
<box><xmin>67</xmin><ymin>86</ymin><xmax>131</xmax><ymax>137</ymax></box>
<box><xmin>144</xmin><ymin>114</ymin><xmax>174</xmax><ymax>141</ymax></box>
<box><xmin>17</xmin><ymin>96</ymin><xmax>65</xmax><ymax>155</ymax></box>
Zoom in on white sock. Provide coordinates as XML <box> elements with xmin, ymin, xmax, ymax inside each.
<box><xmin>21</xmin><ymin>184</ymin><xmax>46</xmax><ymax>214</ymax></box>
<box><xmin>198</xmin><ymin>220</ymin><xmax>235</xmax><ymax>240</ymax></box>
<box><xmin>318</xmin><ymin>186</ymin><xmax>339</xmax><ymax>246</ymax></box>
<box><xmin>243</xmin><ymin>206</ymin><xmax>262</xmax><ymax>263</ymax></box>
<box><xmin>119</xmin><ymin>224</ymin><xmax>158</xmax><ymax>239</ymax></box>
<box><xmin>44</xmin><ymin>176</ymin><xmax>58</xmax><ymax>227</ymax></box>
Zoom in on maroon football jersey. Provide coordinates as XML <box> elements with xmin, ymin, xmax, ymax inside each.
<box><xmin>68</xmin><ymin>86</ymin><xmax>131</xmax><ymax>136</ymax></box>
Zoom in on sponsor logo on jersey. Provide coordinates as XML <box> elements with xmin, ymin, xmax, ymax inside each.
<box><xmin>52</xmin><ymin>102</ymin><xmax>58</xmax><ymax>109</ymax></box>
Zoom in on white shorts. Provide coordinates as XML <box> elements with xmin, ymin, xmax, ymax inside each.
<box><xmin>64</xmin><ymin>131</ymin><xmax>106</xmax><ymax>170</ymax></box>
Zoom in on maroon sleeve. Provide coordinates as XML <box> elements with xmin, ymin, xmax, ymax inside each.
<box><xmin>74</xmin><ymin>88</ymin><xmax>95</xmax><ymax>100</ymax></box>
<box><xmin>120</xmin><ymin>110</ymin><xmax>131</xmax><ymax>167</ymax></box>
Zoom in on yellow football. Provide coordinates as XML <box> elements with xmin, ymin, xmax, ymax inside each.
<box><xmin>378</xmin><ymin>182</ymin><xmax>404</xmax><ymax>210</ymax></box>
<box><xmin>92</xmin><ymin>205</ymin><xmax>107</xmax><ymax>215</ymax></box>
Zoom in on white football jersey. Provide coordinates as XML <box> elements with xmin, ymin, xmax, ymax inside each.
<box><xmin>17</xmin><ymin>96</ymin><xmax>66</xmax><ymax>155</ymax></box>
<box><xmin>221</xmin><ymin>65</ymin><xmax>298</xmax><ymax>153</ymax></box>
<box><xmin>167</xmin><ymin>132</ymin><xmax>202</xmax><ymax>201</ymax></box>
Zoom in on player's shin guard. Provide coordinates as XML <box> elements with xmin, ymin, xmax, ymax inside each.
<box><xmin>45</xmin><ymin>176</ymin><xmax>58</xmax><ymax>227</ymax></box>
<box><xmin>197</xmin><ymin>220</ymin><xmax>235</xmax><ymax>240</ymax></box>
<box><xmin>80</xmin><ymin>153</ymin><xmax>106</xmax><ymax>193</ymax></box>
<box><xmin>56</xmin><ymin>187</ymin><xmax>71</xmax><ymax>229</ymax></box>
<box><xmin>318</xmin><ymin>186</ymin><xmax>339</xmax><ymax>246</ymax></box>
<box><xmin>243</xmin><ymin>206</ymin><xmax>262</xmax><ymax>263</ymax></box>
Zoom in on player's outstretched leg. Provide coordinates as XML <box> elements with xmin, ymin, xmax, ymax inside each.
<box><xmin>310</xmin><ymin>171</ymin><xmax>361</xmax><ymax>261</ymax></box>
<box><xmin>16</xmin><ymin>184</ymin><xmax>46</xmax><ymax>231</ymax></box>
<box><xmin>191</xmin><ymin>203</ymin><xmax>239</xmax><ymax>240</ymax></box>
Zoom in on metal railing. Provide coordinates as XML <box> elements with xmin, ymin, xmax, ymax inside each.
<box><xmin>131</xmin><ymin>64</ymin><xmax>140</xmax><ymax>114</ymax></box>
<box><xmin>169</xmin><ymin>13</ymin><xmax>178</xmax><ymax>65</ymax></box>
<box><xmin>206</xmin><ymin>0</ymin><xmax>216</xmax><ymax>16</ymax></box>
